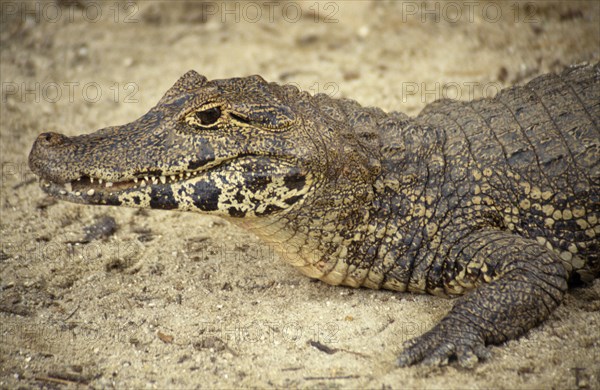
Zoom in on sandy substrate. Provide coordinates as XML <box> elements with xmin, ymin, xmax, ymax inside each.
<box><xmin>1</xmin><ymin>1</ymin><xmax>599</xmax><ymax>388</ymax></box>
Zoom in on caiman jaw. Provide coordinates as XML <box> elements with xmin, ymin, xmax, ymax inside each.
<box><xmin>35</xmin><ymin>149</ymin><xmax>243</xmax><ymax>207</ymax></box>
<box><xmin>35</xmin><ymin>153</ymin><xmax>311</xmax><ymax>217</ymax></box>
<box><xmin>37</xmin><ymin>168</ymin><xmax>209</xmax><ymax>206</ymax></box>
<box><xmin>39</xmin><ymin>170</ymin><xmax>197</xmax><ymax>199</ymax></box>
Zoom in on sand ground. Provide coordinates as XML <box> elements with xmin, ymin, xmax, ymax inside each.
<box><xmin>1</xmin><ymin>1</ymin><xmax>599</xmax><ymax>388</ymax></box>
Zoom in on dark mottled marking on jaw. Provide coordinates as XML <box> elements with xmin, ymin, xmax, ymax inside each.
<box><xmin>188</xmin><ymin>160</ymin><xmax>207</xmax><ymax>170</ymax></box>
<box><xmin>256</xmin><ymin>204</ymin><xmax>284</xmax><ymax>216</ymax></box>
<box><xmin>191</xmin><ymin>180</ymin><xmax>221</xmax><ymax>211</ymax></box>
<box><xmin>284</xmin><ymin>194</ymin><xmax>304</xmax><ymax>205</ymax></box>
<box><xmin>146</xmin><ymin>169</ymin><xmax>164</xmax><ymax>177</ymax></box>
<box><xmin>150</xmin><ymin>185</ymin><xmax>177</xmax><ymax>210</ymax></box>
<box><xmin>188</xmin><ymin>139</ymin><xmax>215</xmax><ymax>170</ymax></box>
<box><xmin>228</xmin><ymin>207</ymin><xmax>246</xmax><ymax>218</ymax></box>
<box><xmin>284</xmin><ymin>172</ymin><xmax>306</xmax><ymax>191</ymax></box>
<box><xmin>234</xmin><ymin>191</ymin><xmax>245</xmax><ymax>204</ymax></box>
<box><xmin>132</xmin><ymin>196</ymin><xmax>141</xmax><ymax>205</ymax></box>
<box><xmin>247</xmin><ymin>174</ymin><xmax>272</xmax><ymax>192</ymax></box>
<box><xmin>104</xmin><ymin>197</ymin><xmax>123</xmax><ymax>206</ymax></box>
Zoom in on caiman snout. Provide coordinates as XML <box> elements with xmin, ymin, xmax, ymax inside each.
<box><xmin>29</xmin><ymin>131</ymin><xmax>77</xmax><ymax>183</ymax></box>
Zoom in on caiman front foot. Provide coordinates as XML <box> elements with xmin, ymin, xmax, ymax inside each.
<box><xmin>397</xmin><ymin>231</ymin><xmax>568</xmax><ymax>368</ymax></box>
<box><xmin>396</xmin><ymin>317</ymin><xmax>490</xmax><ymax>368</ymax></box>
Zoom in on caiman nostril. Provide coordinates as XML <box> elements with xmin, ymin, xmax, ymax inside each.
<box><xmin>37</xmin><ymin>132</ymin><xmax>69</xmax><ymax>147</ymax></box>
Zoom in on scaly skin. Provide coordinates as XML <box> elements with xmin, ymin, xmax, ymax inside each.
<box><xmin>29</xmin><ymin>63</ymin><xmax>599</xmax><ymax>367</ymax></box>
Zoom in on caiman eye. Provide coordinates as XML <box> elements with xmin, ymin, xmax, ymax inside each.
<box><xmin>195</xmin><ymin>107</ymin><xmax>221</xmax><ymax>125</ymax></box>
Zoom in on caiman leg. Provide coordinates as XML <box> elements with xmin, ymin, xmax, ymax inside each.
<box><xmin>397</xmin><ymin>230</ymin><xmax>568</xmax><ymax>367</ymax></box>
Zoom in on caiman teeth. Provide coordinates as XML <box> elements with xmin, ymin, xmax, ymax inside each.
<box><xmin>47</xmin><ymin>164</ymin><xmax>222</xmax><ymax>197</ymax></box>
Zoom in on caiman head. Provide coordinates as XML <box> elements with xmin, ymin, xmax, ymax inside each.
<box><xmin>29</xmin><ymin>71</ymin><xmax>381</xmax><ymax>223</ymax></box>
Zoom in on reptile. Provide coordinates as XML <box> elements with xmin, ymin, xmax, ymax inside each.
<box><xmin>29</xmin><ymin>62</ymin><xmax>599</xmax><ymax>367</ymax></box>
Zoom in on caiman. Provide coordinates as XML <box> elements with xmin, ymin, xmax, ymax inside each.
<box><xmin>28</xmin><ymin>63</ymin><xmax>599</xmax><ymax>367</ymax></box>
